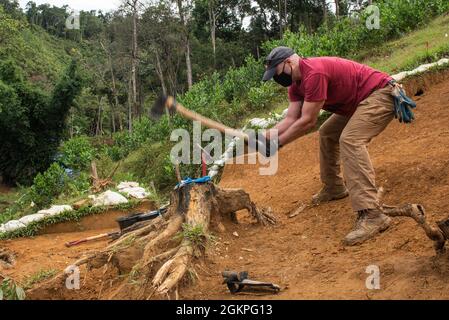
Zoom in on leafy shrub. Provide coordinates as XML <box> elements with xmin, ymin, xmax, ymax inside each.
<box><xmin>248</xmin><ymin>82</ymin><xmax>278</xmax><ymax>110</ymax></box>
<box><xmin>30</xmin><ymin>163</ymin><xmax>68</xmax><ymax>209</ymax></box>
<box><xmin>222</xmin><ymin>56</ymin><xmax>265</xmax><ymax>103</ymax></box>
<box><xmin>65</xmin><ymin>172</ymin><xmax>90</xmax><ymax>197</ymax></box>
<box><xmin>107</xmin><ymin>116</ymin><xmax>172</xmax><ymax>161</ymax></box>
<box><xmin>119</xmin><ymin>142</ymin><xmax>179</xmax><ymax>191</ymax></box>
<box><xmin>264</xmin><ymin>0</ymin><xmax>449</xmax><ymax>59</ymax></box>
<box><xmin>59</xmin><ymin>136</ymin><xmax>95</xmax><ymax>171</ymax></box>
<box><xmin>0</xmin><ymin>278</ymin><xmax>26</xmax><ymax>300</ymax></box>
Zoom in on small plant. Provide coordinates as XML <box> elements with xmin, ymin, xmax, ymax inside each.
<box><xmin>65</xmin><ymin>172</ymin><xmax>90</xmax><ymax>197</ymax></box>
<box><xmin>22</xmin><ymin>269</ymin><xmax>57</xmax><ymax>290</ymax></box>
<box><xmin>128</xmin><ymin>265</ymin><xmax>142</xmax><ymax>284</ymax></box>
<box><xmin>30</xmin><ymin>162</ymin><xmax>68</xmax><ymax>209</ymax></box>
<box><xmin>147</xmin><ymin>181</ymin><xmax>167</xmax><ymax>207</ymax></box>
<box><xmin>0</xmin><ymin>277</ymin><xmax>26</xmax><ymax>300</ymax></box>
<box><xmin>176</xmin><ymin>223</ymin><xmax>215</xmax><ymax>250</ymax></box>
<box><xmin>58</xmin><ymin>135</ymin><xmax>95</xmax><ymax>171</ymax></box>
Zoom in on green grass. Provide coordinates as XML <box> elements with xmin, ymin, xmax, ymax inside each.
<box><xmin>0</xmin><ymin>23</ymin><xmax>104</xmax><ymax>90</ymax></box>
<box><xmin>362</xmin><ymin>14</ymin><xmax>449</xmax><ymax>73</ymax></box>
<box><xmin>0</xmin><ymin>190</ymin><xmax>19</xmax><ymax>214</ymax></box>
<box><xmin>0</xmin><ymin>277</ymin><xmax>26</xmax><ymax>300</ymax></box>
<box><xmin>175</xmin><ymin>223</ymin><xmax>216</xmax><ymax>250</ymax></box>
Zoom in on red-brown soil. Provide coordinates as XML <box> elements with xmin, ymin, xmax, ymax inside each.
<box><xmin>1</xmin><ymin>70</ymin><xmax>449</xmax><ymax>300</ymax></box>
<box><xmin>180</xmin><ymin>70</ymin><xmax>449</xmax><ymax>300</ymax></box>
<box><xmin>0</xmin><ymin>202</ymin><xmax>154</xmax><ymax>286</ymax></box>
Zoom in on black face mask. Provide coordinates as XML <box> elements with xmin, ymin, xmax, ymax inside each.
<box><xmin>273</xmin><ymin>63</ymin><xmax>293</xmax><ymax>87</ymax></box>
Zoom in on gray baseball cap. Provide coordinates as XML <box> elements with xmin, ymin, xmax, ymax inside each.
<box><xmin>262</xmin><ymin>46</ymin><xmax>295</xmax><ymax>81</ymax></box>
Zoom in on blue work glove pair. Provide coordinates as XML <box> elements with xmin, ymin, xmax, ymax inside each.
<box><xmin>391</xmin><ymin>84</ymin><xmax>417</xmax><ymax>124</ymax></box>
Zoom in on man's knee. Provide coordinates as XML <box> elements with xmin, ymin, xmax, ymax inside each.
<box><xmin>339</xmin><ymin>131</ymin><xmax>360</xmax><ymax>157</ymax></box>
<box><xmin>339</xmin><ymin>132</ymin><xmax>351</xmax><ymax>148</ymax></box>
<box><xmin>319</xmin><ymin>122</ymin><xmax>333</xmax><ymax>140</ymax></box>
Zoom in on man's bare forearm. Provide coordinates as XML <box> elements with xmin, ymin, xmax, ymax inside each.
<box><xmin>279</xmin><ymin>118</ymin><xmax>316</xmax><ymax>146</ymax></box>
<box><xmin>271</xmin><ymin>118</ymin><xmax>295</xmax><ymax>137</ymax></box>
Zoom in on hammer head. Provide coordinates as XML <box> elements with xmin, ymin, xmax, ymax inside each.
<box><xmin>150</xmin><ymin>95</ymin><xmax>176</xmax><ymax>120</ymax></box>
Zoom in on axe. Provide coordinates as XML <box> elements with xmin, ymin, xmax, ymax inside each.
<box><xmin>65</xmin><ymin>232</ymin><xmax>121</xmax><ymax>248</ymax></box>
<box><xmin>151</xmin><ymin>95</ymin><xmax>249</xmax><ymax>142</ymax></box>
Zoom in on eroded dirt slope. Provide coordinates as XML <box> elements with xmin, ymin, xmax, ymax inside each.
<box><xmin>1</xmin><ymin>71</ymin><xmax>449</xmax><ymax>300</ymax></box>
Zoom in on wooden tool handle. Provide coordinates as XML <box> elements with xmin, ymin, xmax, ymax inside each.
<box><xmin>65</xmin><ymin>233</ymin><xmax>109</xmax><ymax>247</ymax></box>
<box><xmin>166</xmin><ymin>97</ymin><xmax>249</xmax><ymax>141</ymax></box>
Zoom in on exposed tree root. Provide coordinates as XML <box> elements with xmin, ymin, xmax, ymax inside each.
<box><xmin>90</xmin><ymin>160</ymin><xmax>121</xmax><ymax>193</ymax></box>
<box><xmin>0</xmin><ymin>248</ymin><xmax>15</xmax><ymax>269</ymax></box>
<box><xmin>381</xmin><ymin>203</ymin><xmax>448</xmax><ymax>254</ymax></box>
<box><xmin>376</xmin><ymin>187</ymin><xmax>448</xmax><ymax>254</ymax></box>
<box><xmin>28</xmin><ymin>183</ymin><xmax>276</xmax><ymax>300</ymax></box>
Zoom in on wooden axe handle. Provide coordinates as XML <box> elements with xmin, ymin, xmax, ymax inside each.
<box><xmin>166</xmin><ymin>97</ymin><xmax>249</xmax><ymax>141</ymax></box>
<box><xmin>65</xmin><ymin>233</ymin><xmax>111</xmax><ymax>247</ymax></box>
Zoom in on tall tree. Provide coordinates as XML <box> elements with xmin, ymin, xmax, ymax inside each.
<box><xmin>121</xmin><ymin>0</ymin><xmax>141</xmax><ymax>131</ymax></box>
<box><xmin>100</xmin><ymin>40</ymin><xmax>118</xmax><ymax>133</ymax></box>
<box><xmin>140</xmin><ymin>1</ymin><xmax>183</xmax><ymax>96</ymax></box>
<box><xmin>175</xmin><ymin>0</ymin><xmax>193</xmax><ymax>89</ymax></box>
<box><xmin>207</xmin><ymin>0</ymin><xmax>217</xmax><ymax>66</ymax></box>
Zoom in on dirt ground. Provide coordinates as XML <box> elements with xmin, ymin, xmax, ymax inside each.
<box><xmin>0</xmin><ymin>202</ymin><xmax>154</xmax><ymax>285</ymax></box>
<box><xmin>181</xmin><ymin>70</ymin><xmax>449</xmax><ymax>300</ymax></box>
<box><xmin>1</xmin><ymin>70</ymin><xmax>449</xmax><ymax>300</ymax></box>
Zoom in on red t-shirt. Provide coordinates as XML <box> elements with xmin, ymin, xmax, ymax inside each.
<box><xmin>288</xmin><ymin>57</ymin><xmax>392</xmax><ymax>117</ymax></box>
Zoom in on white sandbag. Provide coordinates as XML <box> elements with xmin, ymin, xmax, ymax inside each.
<box><xmin>392</xmin><ymin>71</ymin><xmax>409</xmax><ymax>81</ymax></box>
<box><xmin>214</xmin><ymin>159</ymin><xmax>225</xmax><ymax>167</ymax></box>
<box><xmin>1</xmin><ymin>220</ymin><xmax>26</xmax><ymax>232</ymax></box>
<box><xmin>392</xmin><ymin>58</ymin><xmax>449</xmax><ymax>82</ymax></box>
<box><xmin>437</xmin><ymin>58</ymin><xmax>449</xmax><ymax>66</ymax></box>
<box><xmin>19</xmin><ymin>213</ymin><xmax>46</xmax><ymax>225</ymax></box>
<box><xmin>119</xmin><ymin>187</ymin><xmax>149</xmax><ymax>199</ymax></box>
<box><xmin>209</xmin><ymin>170</ymin><xmax>219</xmax><ymax>178</ymax></box>
<box><xmin>92</xmin><ymin>190</ymin><xmax>128</xmax><ymax>207</ymax></box>
<box><xmin>117</xmin><ymin>182</ymin><xmax>150</xmax><ymax>199</ymax></box>
<box><xmin>249</xmin><ymin>118</ymin><xmax>269</xmax><ymax>128</ymax></box>
<box><xmin>38</xmin><ymin>205</ymin><xmax>73</xmax><ymax>217</ymax></box>
<box><xmin>117</xmin><ymin>181</ymin><xmax>140</xmax><ymax>189</ymax></box>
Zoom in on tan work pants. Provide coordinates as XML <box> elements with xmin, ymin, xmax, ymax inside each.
<box><xmin>319</xmin><ymin>85</ymin><xmax>395</xmax><ymax>211</ymax></box>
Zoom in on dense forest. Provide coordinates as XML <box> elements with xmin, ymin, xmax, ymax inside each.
<box><xmin>0</xmin><ymin>0</ymin><xmax>370</xmax><ymax>139</ymax></box>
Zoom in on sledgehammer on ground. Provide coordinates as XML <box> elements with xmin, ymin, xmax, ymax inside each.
<box><xmin>151</xmin><ymin>95</ymin><xmax>249</xmax><ymax>141</ymax></box>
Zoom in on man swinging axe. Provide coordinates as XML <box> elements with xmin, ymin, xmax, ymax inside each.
<box><xmin>261</xmin><ymin>47</ymin><xmax>416</xmax><ymax>246</ymax></box>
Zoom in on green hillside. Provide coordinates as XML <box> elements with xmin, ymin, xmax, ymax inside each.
<box><xmin>0</xmin><ymin>0</ymin><xmax>448</xmax><ymax>228</ymax></box>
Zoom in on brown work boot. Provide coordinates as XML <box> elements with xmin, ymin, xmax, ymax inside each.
<box><xmin>343</xmin><ymin>208</ymin><xmax>392</xmax><ymax>246</ymax></box>
<box><xmin>311</xmin><ymin>185</ymin><xmax>349</xmax><ymax>205</ymax></box>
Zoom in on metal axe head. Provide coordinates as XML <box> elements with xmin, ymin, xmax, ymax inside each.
<box><xmin>150</xmin><ymin>95</ymin><xmax>176</xmax><ymax>120</ymax></box>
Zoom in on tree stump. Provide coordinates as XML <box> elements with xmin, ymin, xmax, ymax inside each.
<box><xmin>28</xmin><ymin>183</ymin><xmax>275</xmax><ymax>300</ymax></box>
